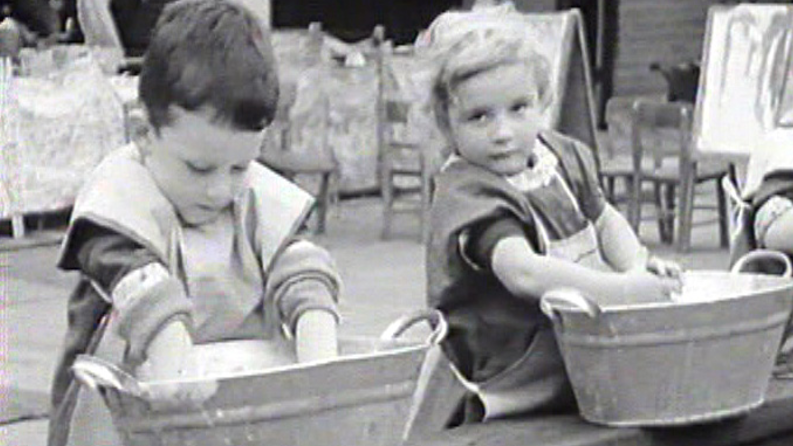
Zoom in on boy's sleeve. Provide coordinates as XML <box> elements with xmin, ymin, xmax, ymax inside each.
<box><xmin>73</xmin><ymin>222</ymin><xmax>193</xmax><ymax>364</ymax></box>
<box><xmin>265</xmin><ymin>239</ymin><xmax>341</xmax><ymax>334</ymax></box>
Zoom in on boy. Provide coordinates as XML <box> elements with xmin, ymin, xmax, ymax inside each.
<box><xmin>425</xmin><ymin>25</ymin><xmax>681</xmax><ymax>423</ymax></box>
<box><xmin>48</xmin><ymin>1</ymin><xmax>341</xmax><ymax>444</ymax></box>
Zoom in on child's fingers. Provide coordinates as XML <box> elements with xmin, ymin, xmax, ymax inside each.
<box><xmin>647</xmin><ymin>256</ymin><xmax>683</xmax><ymax>279</ymax></box>
<box><xmin>663</xmin><ymin>275</ymin><xmax>683</xmax><ymax>295</ymax></box>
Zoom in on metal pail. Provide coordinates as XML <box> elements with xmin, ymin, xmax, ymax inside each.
<box><xmin>73</xmin><ymin>309</ymin><xmax>446</xmax><ymax>446</ymax></box>
<box><xmin>540</xmin><ymin>250</ymin><xmax>793</xmax><ymax>426</ymax></box>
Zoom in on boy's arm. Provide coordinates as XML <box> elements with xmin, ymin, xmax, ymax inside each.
<box><xmin>76</xmin><ymin>0</ymin><xmax>124</xmax><ymax>50</ymax></box>
<box><xmin>296</xmin><ymin>310</ymin><xmax>339</xmax><ymax>363</ymax></box>
<box><xmin>73</xmin><ymin>223</ymin><xmax>194</xmax><ymax>378</ymax></box>
<box><xmin>266</xmin><ymin>239</ymin><xmax>341</xmax><ymax>363</ymax></box>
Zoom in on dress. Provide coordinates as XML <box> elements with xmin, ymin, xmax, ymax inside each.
<box><xmin>426</xmin><ymin>130</ymin><xmax>608</xmax><ymax>420</ymax></box>
<box><xmin>48</xmin><ymin>143</ymin><xmax>340</xmax><ymax>445</ymax></box>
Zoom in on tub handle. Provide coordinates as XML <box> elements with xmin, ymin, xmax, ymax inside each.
<box><xmin>540</xmin><ymin>288</ymin><xmax>602</xmax><ymax>322</ymax></box>
<box><xmin>72</xmin><ymin>354</ymin><xmax>146</xmax><ymax>397</ymax></box>
<box><xmin>731</xmin><ymin>249</ymin><xmax>792</xmax><ymax>278</ymax></box>
<box><xmin>380</xmin><ymin>309</ymin><xmax>448</xmax><ymax>346</ymax></box>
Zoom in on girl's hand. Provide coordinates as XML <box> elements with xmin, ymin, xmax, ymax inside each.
<box><xmin>619</xmin><ymin>270</ymin><xmax>682</xmax><ymax>304</ymax></box>
<box><xmin>646</xmin><ymin>255</ymin><xmax>683</xmax><ymax>280</ymax></box>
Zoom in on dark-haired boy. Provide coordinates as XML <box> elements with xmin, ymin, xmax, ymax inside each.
<box><xmin>48</xmin><ymin>1</ymin><xmax>340</xmax><ymax>444</ymax></box>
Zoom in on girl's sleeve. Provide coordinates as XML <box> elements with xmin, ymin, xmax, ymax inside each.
<box><xmin>72</xmin><ymin>222</ymin><xmax>193</xmax><ymax>364</ymax></box>
<box><xmin>461</xmin><ymin>215</ymin><xmax>537</xmax><ymax>272</ymax></box>
<box><xmin>555</xmin><ymin>137</ymin><xmax>607</xmax><ymax>221</ymax></box>
<box><xmin>264</xmin><ymin>239</ymin><xmax>341</xmax><ymax>335</ymax></box>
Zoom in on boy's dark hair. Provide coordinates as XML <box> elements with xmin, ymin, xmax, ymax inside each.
<box><xmin>139</xmin><ymin>0</ymin><xmax>278</xmax><ymax>133</ymax></box>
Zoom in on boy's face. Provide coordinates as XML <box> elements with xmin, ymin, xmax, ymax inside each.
<box><xmin>447</xmin><ymin>63</ymin><xmax>545</xmax><ymax>176</ymax></box>
<box><xmin>144</xmin><ymin>107</ymin><xmax>265</xmax><ymax>226</ymax></box>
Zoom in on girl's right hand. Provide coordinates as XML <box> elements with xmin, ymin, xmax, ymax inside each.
<box><xmin>618</xmin><ymin>270</ymin><xmax>682</xmax><ymax>304</ymax></box>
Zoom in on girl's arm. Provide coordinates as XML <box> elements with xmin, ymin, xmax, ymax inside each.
<box><xmin>594</xmin><ymin>203</ymin><xmax>648</xmax><ymax>271</ymax></box>
<box><xmin>595</xmin><ymin>203</ymin><xmax>682</xmax><ymax>278</ymax></box>
<box><xmin>491</xmin><ymin>235</ymin><xmax>679</xmax><ymax>306</ymax></box>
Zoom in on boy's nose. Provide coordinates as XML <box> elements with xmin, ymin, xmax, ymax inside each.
<box><xmin>205</xmin><ymin>176</ymin><xmax>234</xmax><ymax>205</ymax></box>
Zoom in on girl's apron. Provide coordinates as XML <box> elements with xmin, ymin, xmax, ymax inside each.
<box><xmin>454</xmin><ymin>160</ymin><xmax>611</xmax><ymax>420</ymax></box>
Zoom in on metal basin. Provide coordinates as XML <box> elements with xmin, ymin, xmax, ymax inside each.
<box><xmin>73</xmin><ymin>310</ymin><xmax>446</xmax><ymax>446</ymax></box>
<box><xmin>541</xmin><ymin>250</ymin><xmax>793</xmax><ymax>426</ymax></box>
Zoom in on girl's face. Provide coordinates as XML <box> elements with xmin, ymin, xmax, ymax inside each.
<box><xmin>447</xmin><ymin>63</ymin><xmax>545</xmax><ymax>176</ymax></box>
<box><xmin>143</xmin><ymin>107</ymin><xmax>265</xmax><ymax>226</ymax></box>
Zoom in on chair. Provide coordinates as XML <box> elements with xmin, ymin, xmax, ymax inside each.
<box><xmin>599</xmin><ymin>96</ymin><xmax>638</xmax><ymax>205</ymax></box>
<box><xmin>628</xmin><ymin>98</ymin><xmax>730</xmax><ymax>251</ymax></box>
<box><xmin>258</xmin><ymin>68</ymin><xmax>337</xmax><ymax>235</ymax></box>
<box><xmin>376</xmin><ymin>40</ymin><xmax>433</xmax><ymax>241</ymax></box>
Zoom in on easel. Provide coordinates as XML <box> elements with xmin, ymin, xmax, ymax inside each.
<box><xmin>693</xmin><ymin>4</ymin><xmax>793</xmax><ymax>191</ymax></box>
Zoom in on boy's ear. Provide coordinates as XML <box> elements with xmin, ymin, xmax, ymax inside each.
<box><xmin>128</xmin><ymin>108</ymin><xmax>153</xmax><ymax>145</ymax></box>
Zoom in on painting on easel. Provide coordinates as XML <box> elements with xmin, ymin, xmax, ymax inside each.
<box><xmin>694</xmin><ymin>4</ymin><xmax>793</xmax><ymax>158</ymax></box>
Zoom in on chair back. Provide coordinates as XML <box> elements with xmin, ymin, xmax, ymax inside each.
<box><xmin>631</xmin><ymin>99</ymin><xmax>694</xmax><ymax>170</ymax></box>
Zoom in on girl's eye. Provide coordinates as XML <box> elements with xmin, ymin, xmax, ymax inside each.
<box><xmin>511</xmin><ymin>101</ymin><xmax>530</xmax><ymax>114</ymax></box>
<box><xmin>466</xmin><ymin>110</ymin><xmax>492</xmax><ymax>124</ymax></box>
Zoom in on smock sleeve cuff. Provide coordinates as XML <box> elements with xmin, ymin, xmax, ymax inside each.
<box><xmin>111</xmin><ymin>263</ymin><xmax>193</xmax><ymax>365</ymax></box>
<box><xmin>265</xmin><ymin>240</ymin><xmax>341</xmax><ymax>334</ymax></box>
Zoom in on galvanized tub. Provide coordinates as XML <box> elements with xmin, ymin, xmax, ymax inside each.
<box><xmin>72</xmin><ymin>309</ymin><xmax>446</xmax><ymax>446</ymax></box>
<box><xmin>540</xmin><ymin>250</ymin><xmax>793</xmax><ymax>427</ymax></box>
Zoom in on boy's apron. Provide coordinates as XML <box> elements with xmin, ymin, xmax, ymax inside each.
<box><xmin>453</xmin><ymin>169</ymin><xmax>610</xmax><ymax>420</ymax></box>
<box><xmin>58</xmin><ymin>145</ymin><xmax>313</xmax><ymax>446</ymax></box>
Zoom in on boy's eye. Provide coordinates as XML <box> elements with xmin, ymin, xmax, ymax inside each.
<box><xmin>186</xmin><ymin>163</ymin><xmax>215</xmax><ymax>174</ymax></box>
<box><xmin>231</xmin><ymin>164</ymin><xmax>249</xmax><ymax>174</ymax></box>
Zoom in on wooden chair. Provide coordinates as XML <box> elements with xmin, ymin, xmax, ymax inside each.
<box><xmin>376</xmin><ymin>41</ymin><xmax>433</xmax><ymax>241</ymax></box>
<box><xmin>599</xmin><ymin>96</ymin><xmax>638</xmax><ymax>205</ymax></box>
<box><xmin>258</xmin><ymin>75</ymin><xmax>337</xmax><ymax>235</ymax></box>
<box><xmin>628</xmin><ymin>98</ymin><xmax>729</xmax><ymax>251</ymax></box>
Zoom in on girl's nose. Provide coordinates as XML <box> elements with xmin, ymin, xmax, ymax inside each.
<box><xmin>490</xmin><ymin>114</ymin><xmax>515</xmax><ymax>142</ymax></box>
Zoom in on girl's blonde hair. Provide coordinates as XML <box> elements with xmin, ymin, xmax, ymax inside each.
<box><xmin>430</xmin><ymin>28</ymin><xmax>553</xmax><ymax>136</ymax></box>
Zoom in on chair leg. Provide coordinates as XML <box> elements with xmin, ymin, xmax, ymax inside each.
<box><xmin>716</xmin><ymin>177</ymin><xmax>729</xmax><ymax>248</ymax></box>
<box><xmin>381</xmin><ymin>170</ymin><xmax>394</xmax><ymax>240</ymax></box>
<box><xmin>420</xmin><ymin>172</ymin><xmax>432</xmax><ymax>245</ymax></box>
<box><xmin>605</xmin><ymin>176</ymin><xmax>616</xmax><ymax>203</ymax></box>
<box><xmin>653</xmin><ymin>182</ymin><xmax>669</xmax><ymax>244</ymax></box>
<box><xmin>11</xmin><ymin>213</ymin><xmax>25</xmax><ymax>239</ymax></box>
<box><xmin>314</xmin><ymin>171</ymin><xmax>331</xmax><ymax>235</ymax></box>
<box><xmin>676</xmin><ymin>161</ymin><xmax>697</xmax><ymax>252</ymax></box>
<box><xmin>628</xmin><ymin>176</ymin><xmax>642</xmax><ymax>234</ymax></box>
<box><xmin>664</xmin><ymin>184</ymin><xmax>676</xmax><ymax>244</ymax></box>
